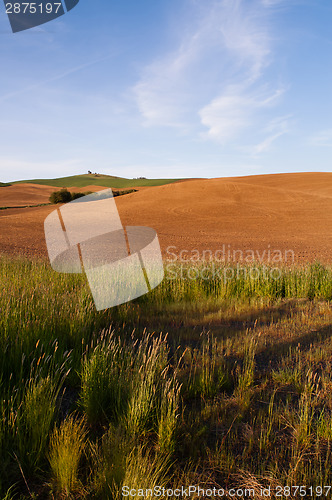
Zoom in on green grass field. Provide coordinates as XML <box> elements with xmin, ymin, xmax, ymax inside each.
<box><xmin>12</xmin><ymin>174</ymin><xmax>184</xmax><ymax>189</ymax></box>
<box><xmin>1</xmin><ymin>255</ymin><xmax>332</xmax><ymax>499</ymax></box>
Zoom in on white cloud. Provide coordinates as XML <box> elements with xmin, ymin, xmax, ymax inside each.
<box><xmin>252</xmin><ymin>131</ymin><xmax>285</xmax><ymax>154</ymax></box>
<box><xmin>199</xmin><ymin>88</ymin><xmax>252</xmax><ymax>143</ymax></box>
<box><xmin>260</xmin><ymin>0</ymin><xmax>283</xmax><ymax>6</ymax></box>
<box><xmin>199</xmin><ymin>86</ymin><xmax>286</xmax><ymax>143</ymax></box>
<box><xmin>260</xmin><ymin>0</ymin><xmax>293</xmax><ymax>7</ymax></box>
<box><xmin>133</xmin><ymin>0</ymin><xmax>274</xmax><ymax>128</ymax></box>
<box><xmin>133</xmin><ymin>17</ymin><xmax>210</xmax><ymax>127</ymax></box>
<box><xmin>216</xmin><ymin>0</ymin><xmax>271</xmax><ymax>82</ymax></box>
<box><xmin>0</xmin><ymin>54</ymin><xmax>116</xmax><ymax>104</ymax></box>
<box><xmin>309</xmin><ymin>129</ymin><xmax>332</xmax><ymax>147</ymax></box>
<box><xmin>132</xmin><ymin>0</ymin><xmax>290</xmax><ymax>152</ymax></box>
<box><xmin>251</xmin><ymin>114</ymin><xmax>291</xmax><ymax>154</ymax></box>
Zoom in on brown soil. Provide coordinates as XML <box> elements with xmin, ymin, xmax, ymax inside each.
<box><xmin>0</xmin><ymin>184</ymin><xmax>128</xmax><ymax>208</ymax></box>
<box><xmin>0</xmin><ymin>173</ymin><xmax>331</xmax><ymax>263</ymax></box>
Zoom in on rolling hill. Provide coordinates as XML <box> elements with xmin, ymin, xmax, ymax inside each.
<box><xmin>0</xmin><ymin>172</ymin><xmax>331</xmax><ymax>263</ymax></box>
<box><xmin>12</xmin><ymin>173</ymin><xmax>184</xmax><ymax>189</ymax></box>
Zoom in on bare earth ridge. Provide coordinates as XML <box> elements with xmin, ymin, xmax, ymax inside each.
<box><xmin>0</xmin><ymin>173</ymin><xmax>331</xmax><ymax>263</ymax></box>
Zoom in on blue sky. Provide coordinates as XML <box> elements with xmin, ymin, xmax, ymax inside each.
<box><xmin>0</xmin><ymin>0</ymin><xmax>331</xmax><ymax>181</ymax></box>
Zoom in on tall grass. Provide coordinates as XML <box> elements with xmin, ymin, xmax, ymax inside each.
<box><xmin>235</xmin><ymin>338</ymin><xmax>256</xmax><ymax>407</ymax></box>
<box><xmin>0</xmin><ymin>254</ymin><xmax>331</xmax><ymax>497</ymax></box>
<box><xmin>156</xmin><ymin>261</ymin><xmax>332</xmax><ymax>303</ymax></box>
<box><xmin>157</xmin><ymin>373</ymin><xmax>181</xmax><ymax>455</ymax></box>
<box><xmin>126</xmin><ymin>334</ymin><xmax>169</xmax><ymax>437</ymax></box>
<box><xmin>1</xmin><ymin>256</ymin><xmax>331</xmax><ymax>350</ymax></box>
<box><xmin>114</xmin><ymin>447</ymin><xmax>170</xmax><ymax>500</ymax></box>
<box><xmin>48</xmin><ymin>415</ymin><xmax>87</xmax><ymax>498</ymax></box>
<box><xmin>15</xmin><ymin>376</ymin><xmax>61</xmax><ymax>473</ymax></box>
<box><xmin>79</xmin><ymin>332</ymin><xmax>130</xmax><ymax>426</ymax></box>
<box><xmin>185</xmin><ymin>336</ymin><xmax>229</xmax><ymax>398</ymax></box>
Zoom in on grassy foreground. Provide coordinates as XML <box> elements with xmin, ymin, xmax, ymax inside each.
<box><xmin>0</xmin><ymin>255</ymin><xmax>332</xmax><ymax>499</ymax></box>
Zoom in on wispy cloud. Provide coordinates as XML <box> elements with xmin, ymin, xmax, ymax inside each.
<box><xmin>133</xmin><ymin>0</ymin><xmax>273</xmax><ymax>127</ymax></box>
<box><xmin>199</xmin><ymin>85</ymin><xmax>285</xmax><ymax>144</ymax></box>
<box><xmin>132</xmin><ymin>0</ymin><xmax>289</xmax><ymax>150</ymax></box>
<box><xmin>197</xmin><ymin>0</ymin><xmax>287</xmax><ymax>145</ymax></box>
<box><xmin>260</xmin><ymin>0</ymin><xmax>295</xmax><ymax>8</ymax></box>
<box><xmin>309</xmin><ymin>129</ymin><xmax>332</xmax><ymax>147</ymax></box>
<box><xmin>199</xmin><ymin>87</ymin><xmax>253</xmax><ymax>143</ymax></box>
<box><xmin>260</xmin><ymin>0</ymin><xmax>285</xmax><ymax>6</ymax></box>
<box><xmin>133</xmin><ymin>12</ymin><xmax>211</xmax><ymax>127</ymax></box>
<box><xmin>251</xmin><ymin>114</ymin><xmax>291</xmax><ymax>154</ymax></box>
<box><xmin>0</xmin><ymin>53</ymin><xmax>116</xmax><ymax>103</ymax></box>
<box><xmin>252</xmin><ymin>131</ymin><xmax>285</xmax><ymax>155</ymax></box>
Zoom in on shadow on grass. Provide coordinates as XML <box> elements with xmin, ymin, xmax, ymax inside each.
<box><xmin>255</xmin><ymin>320</ymin><xmax>332</xmax><ymax>373</ymax></box>
<box><xmin>130</xmin><ymin>299</ymin><xmax>304</xmax><ymax>345</ymax></box>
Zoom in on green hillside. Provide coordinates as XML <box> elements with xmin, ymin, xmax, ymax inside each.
<box><xmin>0</xmin><ymin>182</ymin><xmax>11</xmax><ymax>187</ymax></box>
<box><xmin>13</xmin><ymin>174</ymin><xmax>183</xmax><ymax>188</ymax></box>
